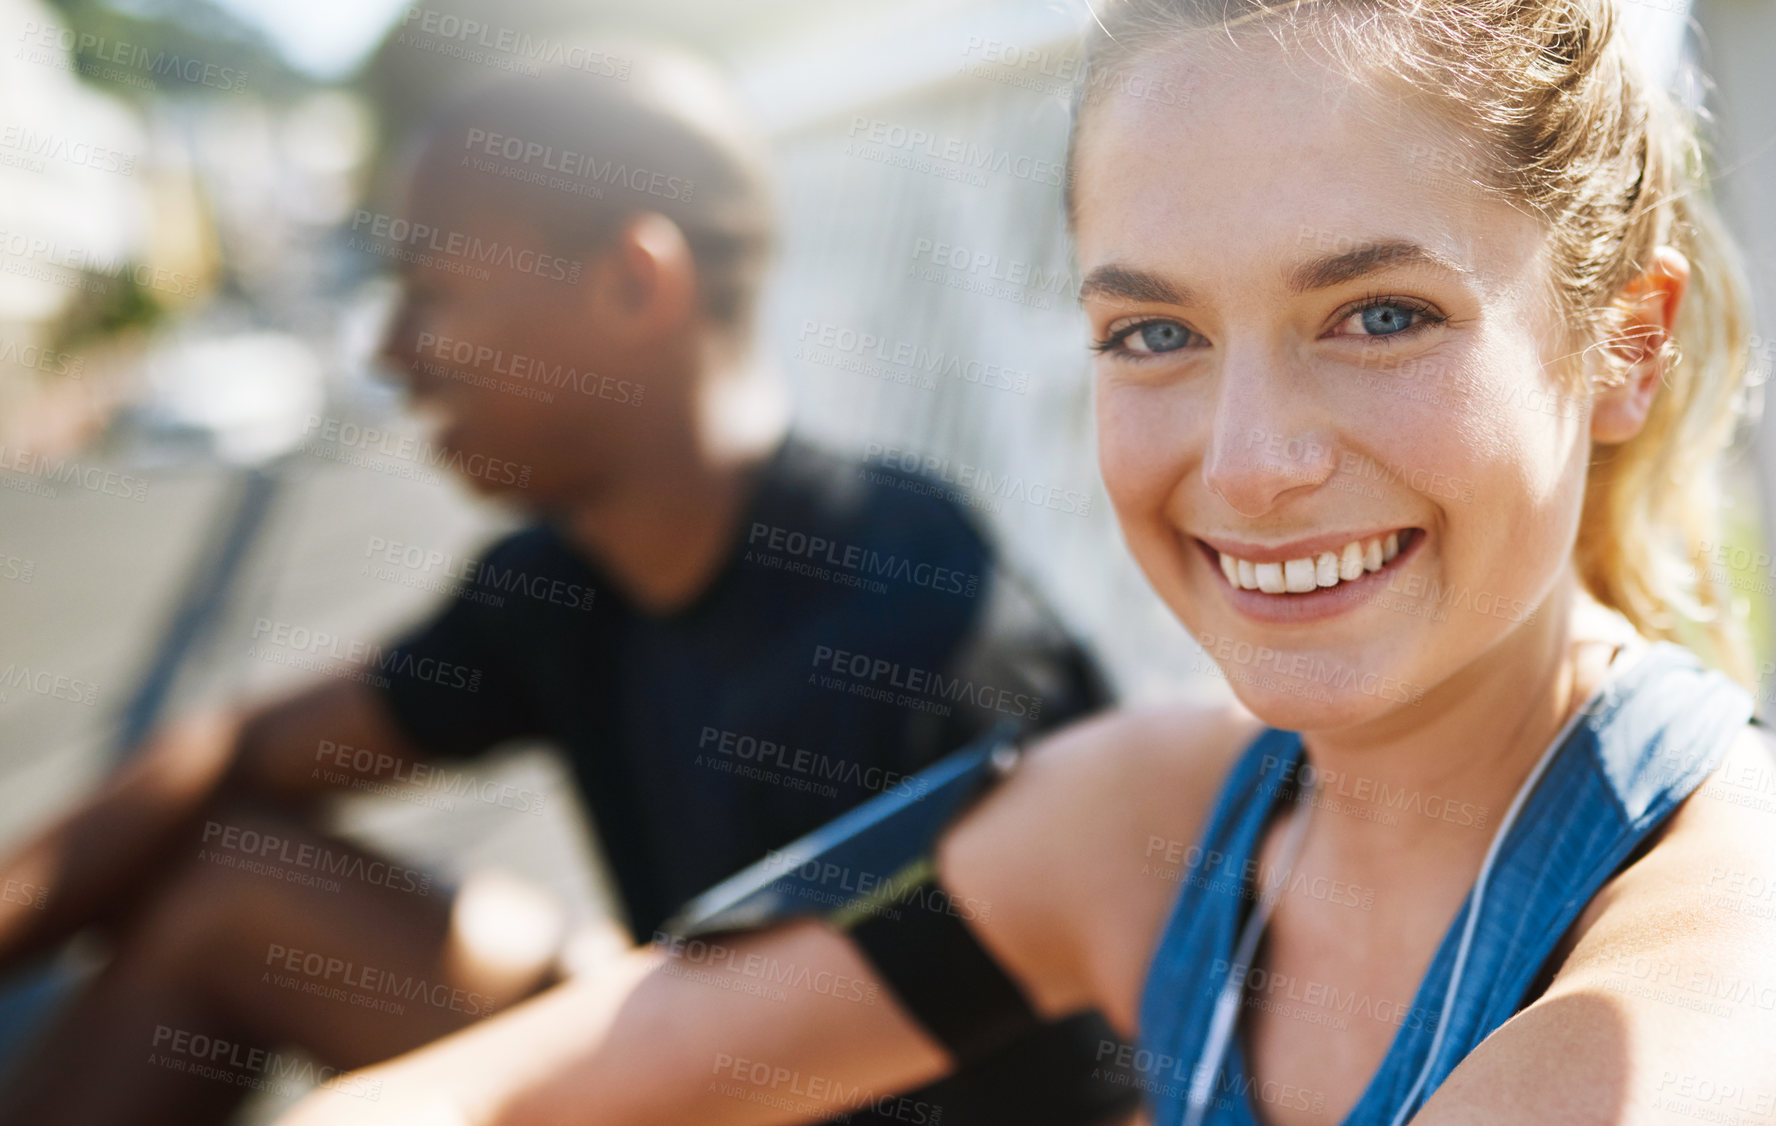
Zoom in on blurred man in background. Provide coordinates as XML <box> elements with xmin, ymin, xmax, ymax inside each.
<box><xmin>0</xmin><ymin>49</ymin><xmax>1133</xmax><ymax>1125</ymax></box>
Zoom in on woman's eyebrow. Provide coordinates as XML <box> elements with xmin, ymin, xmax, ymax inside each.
<box><xmin>1077</xmin><ymin>264</ymin><xmax>1197</xmax><ymax>306</ymax></box>
<box><xmin>1287</xmin><ymin>240</ymin><xmax>1471</xmax><ymax>293</ymax></box>
<box><xmin>1077</xmin><ymin>240</ymin><xmax>1471</xmax><ymax>307</ymax></box>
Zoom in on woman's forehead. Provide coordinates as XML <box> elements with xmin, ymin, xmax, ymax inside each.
<box><xmin>1070</xmin><ymin>41</ymin><xmax>1537</xmax><ymax>288</ymax></box>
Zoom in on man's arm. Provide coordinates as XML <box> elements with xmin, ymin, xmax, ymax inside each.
<box><xmin>1411</xmin><ymin>724</ymin><xmax>1776</xmax><ymax>1125</ymax></box>
<box><xmin>0</xmin><ymin>679</ymin><xmax>429</xmax><ymax>970</ymax></box>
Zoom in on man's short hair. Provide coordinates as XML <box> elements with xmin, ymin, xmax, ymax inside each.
<box><xmin>416</xmin><ymin>47</ymin><xmax>775</xmax><ymax>328</ymax></box>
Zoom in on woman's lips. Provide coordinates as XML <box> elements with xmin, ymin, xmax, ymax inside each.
<box><xmin>1192</xmin><ymin>527</ymin><xmax>1426</xmax><ymax>624</ymax></box>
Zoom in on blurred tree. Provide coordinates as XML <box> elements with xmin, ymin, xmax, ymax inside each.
<box><xmin>41</xmin><ymin>0</ymin><xmax>309</xmax><ymax>103</ymax></box>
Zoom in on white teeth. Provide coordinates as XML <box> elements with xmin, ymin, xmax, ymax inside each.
<box><xmin>1339</xmin><ymin>541</ymin><xmax>1365</xmax><ymax>581</ymax></box>
<box><xmin>1284</xmin><ymin>558</ymin><xmax>1317</xmax><ymax>593</ymax></box>
<box><xmin>1255</xmin><ymin>561</ymin><xmax>1286</xmax><ymax>593</ymax></box>
<box><xmin>1215</xmin><ymin>530</ymin><xmax>1413</xmax><ymax>595</ymax></box>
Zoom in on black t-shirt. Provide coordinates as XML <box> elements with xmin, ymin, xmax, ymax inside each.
<box><xmin>376</xmin><ymin>434</ymin><xmax>1133</xmax><ymax>1124</ymax></box>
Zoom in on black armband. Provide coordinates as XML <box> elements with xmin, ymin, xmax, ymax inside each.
<box><xmin>837</xmin><ymin>854</ymin><xmax>1045</xmax><ymax>1064</ymax></box>
<box><xmin>662</xmin><ymin>722</ymin><xmax>1046</xmax><ymax>1066</ymax></box>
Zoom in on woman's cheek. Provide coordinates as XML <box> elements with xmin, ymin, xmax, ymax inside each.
<box><xmin>1096</xmin><ymin>379</ymin><xmax>1194</xmax><ymax>517</ymax></box>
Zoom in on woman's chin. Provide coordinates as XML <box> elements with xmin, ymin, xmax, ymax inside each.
<box><xmin>1226</xmin><ymin>684</ymin><xmax>1367</xmax><ymax>734</ymax></box>
<box><xmin>1207</xmin><ymin>650</ymin><xmax>1430</xmax><ymax>734</ymax></box>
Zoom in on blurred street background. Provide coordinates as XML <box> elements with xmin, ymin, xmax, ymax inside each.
<box><xmin>1</xmin><ymin>0</ymin><xmax>1772</xmax><ymax>1114</ymax></box>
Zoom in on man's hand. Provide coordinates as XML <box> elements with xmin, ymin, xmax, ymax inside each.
<box><xmin>0</xmin><ymin>679</ymin><xmax>433</xmax><ymax>974</ymax></box>
<box><xmin>0</xmin><ymin>709</ymin><xmax>240</xmax><ymax>969</ymax></box>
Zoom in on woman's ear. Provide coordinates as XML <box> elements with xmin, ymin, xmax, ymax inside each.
<box><xmin>1590</xmin><ymin>245</ymin><xmax>1689</xmax><ymax>445</ymax></box>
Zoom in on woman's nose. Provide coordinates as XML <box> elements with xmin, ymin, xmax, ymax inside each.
<box><xmin>1200</xmin><ymin>362</ymin><xmax>1336</xmax><ymax>517</ymax></box>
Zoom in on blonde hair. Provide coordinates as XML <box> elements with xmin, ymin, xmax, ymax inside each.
<box><xmin>1070</xmin><ymin>0</ymin><xmax>1758</xmax><ymax>684</ymax></box>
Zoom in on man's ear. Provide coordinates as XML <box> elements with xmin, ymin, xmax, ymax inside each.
<box><xmin>1590</xmin><ymin>245</ymin><xmax>1688</xmax><ymax>445</ymax></box>
<box><xmin>587</xmin><ymin>212</ymin><xmax>698</xmax><ymax>339</ymax></box>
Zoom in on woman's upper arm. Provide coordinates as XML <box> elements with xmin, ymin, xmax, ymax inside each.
<box><xmin>938</xmin><ymin>701</ymin><xmax>1261</xmax><ymax>1035</ymax></box>
<box><xmin>1412</xmin><ymin>724</ymin><xmax>1776</xmax><ymax>1125</ymax></box>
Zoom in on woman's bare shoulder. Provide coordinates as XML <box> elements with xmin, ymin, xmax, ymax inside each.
<box><xmin>1533</xmin><ymin>719</ymin><xmax>1776</xmax><ymax>998</ymax></box>
<box><xmin>1430</xmin><ymin>723</ymin><xmax>1776</xmax><ymax>1114</ymax></box>
<box><xmin>938</xmin><ymin>699</ymin><xmax>1267</xmax><ymax>1034</ymax></box>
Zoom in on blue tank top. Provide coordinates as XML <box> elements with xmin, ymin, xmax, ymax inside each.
<box><xmin>1137</xmin><ymin>641</ymin><xmax>1756</xmax><ymax>1125</ymax></box>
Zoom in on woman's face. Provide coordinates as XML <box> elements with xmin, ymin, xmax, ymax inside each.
<box><xmin>1074</xmin><ymin>40</ymin><xmax>1596</xmax><ymax>729</ymax></box>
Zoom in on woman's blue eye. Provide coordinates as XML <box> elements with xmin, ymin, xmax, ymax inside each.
<box><xmin>1136</xmin><ymin>322</ymin><xmax>1190</xmax><ymax>351</ymax></box>
<box><xmin>1335</xmin><ymin>300</ymin><xmax>1446</xmax><ymax>339</ymax></box>
<box><xmin>1359</xmin><ymin>304</ymin><xmax>1418</xmax><ymax>335</ymax></box>
<box><xmin>1092</xmin><ymin>319</ymin><xmax>1196</xmax><ymax>357</ymax></box>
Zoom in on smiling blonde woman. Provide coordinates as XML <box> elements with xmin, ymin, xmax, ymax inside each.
<box><xmin>277</xmin><ymin>2</ymin><xmax>1776</xmax><ymax>1124</ymax></box>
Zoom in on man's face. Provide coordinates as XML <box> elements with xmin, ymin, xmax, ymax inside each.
<box><xmin>376</xmin><ymin>185</ymin><xmax>651</xmax><ymax>506</ymax></box>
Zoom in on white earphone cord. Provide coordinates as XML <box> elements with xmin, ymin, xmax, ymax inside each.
<box><xmin>1181</xmin><ymin>646</ymin><xmax>1635</xmax><ymax>1126</ymax></box>
<box><xmin>1383</xmin><ymin>669</ymin><xmax>1608</xmax><ymax>1126</ymax></box>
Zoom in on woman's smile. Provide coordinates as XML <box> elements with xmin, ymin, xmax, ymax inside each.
<box><xmin>1191</xmin><ymin>526</ymin><xmax>1426</xmax><ymax>624</ymax></box>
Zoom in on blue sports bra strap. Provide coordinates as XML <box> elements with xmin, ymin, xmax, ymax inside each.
<box><xmin>1136</xmin><ymin>726</ymin><xmax>1307</xmax><ymax>1120</ymax></box>
<box><xmin>1392</xmin><ymin>641</ymin><xmax>1756</xmax><ymax>1109</ymax></box>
